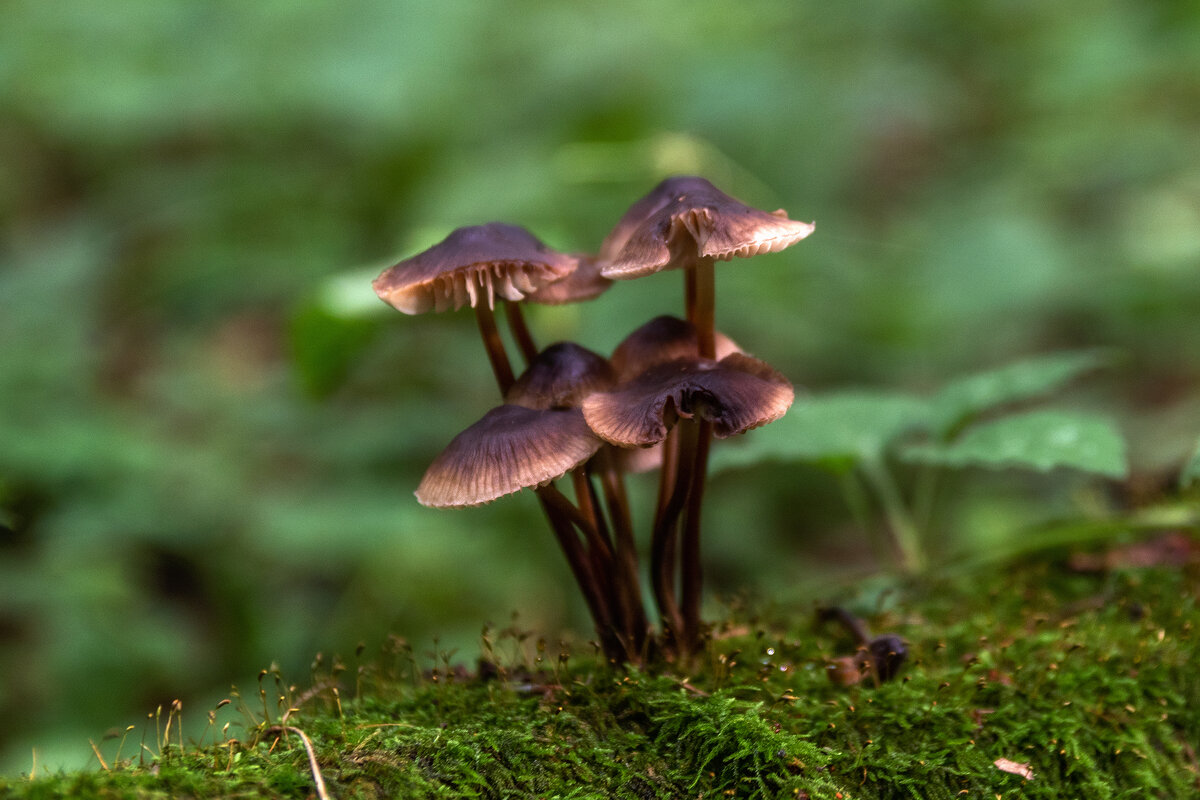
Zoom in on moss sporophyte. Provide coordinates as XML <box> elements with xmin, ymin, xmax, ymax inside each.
<box><xmin>372</xmin><ymin>177</ymin><xmax>815</xmax><ymax>663</ymax></box>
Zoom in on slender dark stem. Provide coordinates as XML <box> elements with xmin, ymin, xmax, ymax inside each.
<box><xmin>536</xmin><ymin>486</ymin><xmax>623</xmax><ymax>660</ymax></box>
<box><xmin>504</xmin><ymin>300</ymin><xmax>539</xmax><ymax>365</ymax></box>
<box><xmin>571</xmin><ymin>467</ymin><xmax>617</xmax><ymax>622</ymax></box>
<box><xmin>543</xmin><ymin>481</ymin><xmax>612</xmax><ymax>568</ymax></box>
<box><xmin>471</xmin><ymin>301</ymin><xmax>622</xmax><ymax>660</ymax></box>
<box><xmin>581</xmin><ymin>462</ymin><xmax>633</xmax><ymax>655</ymax></box>
<box><xmin>597</xmin><ymin>447</ymin><xmax>648</xmax><ymax>654</ymax></box>
<box><xmin>679</xmin><ymin>419</ymin><xmax>712</xmax><ymax>648</ymax></box>
<box><xmin>650</xmin><ymin>427</ymin><xmax>681</xmax><ymax>639</ymax></box>
<box><xmin>651</xmin><ymin>421</ymin><xmax>698</xmax><ymax>648</ymax></box>
<box><xmin>652</xmin><ymin>429</ymin><xmax>681</xmax><ymax>628</ymax></box>
<box><xmin>474</xmin><ymin>301</ymin><xmax>515</xmax><ymax>393</ymax></box>
<box><xmin>679</xmin><ymin>254</ymin><xmax>717</xmax><ymax>654</ymax></box>
<box><xmin>688</xmin><ymin>256</ymin><xmax>716</xmax><ymax>359</ymax></box>
<box><xmin>572</xmin><ymin>470</ymin><xmax>612</xmax><ymax>560</ymax></box>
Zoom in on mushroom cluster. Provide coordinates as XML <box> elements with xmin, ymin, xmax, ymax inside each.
<box><xmin>373</xmin><ymin>177</ymin><xmax>814</xmax><ymax>663</ymax></box>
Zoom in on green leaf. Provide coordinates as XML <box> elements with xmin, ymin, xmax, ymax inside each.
<box><xmin>711</xmin><ymin>390</ymin><xmax>930</xmax><ymax>473</ymax></box>
<box><xmin>901</xmin><ymin>410</ymin><xmax>1128</xmax><ymax>478</ymax></box>
<box><xmin>929</xmin><ymin>350</ymin><xmax>1113</xmax><ymax>437</ymax></box>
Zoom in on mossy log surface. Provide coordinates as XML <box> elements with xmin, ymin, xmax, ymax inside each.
<box><xmin>5</xmin><ymin>548</ymin><xmax>1199</xmax><ymax>799</ymax></box>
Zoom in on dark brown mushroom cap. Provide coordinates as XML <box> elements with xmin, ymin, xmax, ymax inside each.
<box><xmin>524</xmin><ymin>254</ymin><xmax>613</xmax><ymax>305</ymax></box>
<box><xmin>415</xmin><ymin>405</ymin><xmax>603</xmax><ymax>508</ymax></box>
<box><xmin>610</xmin><ymin>315</ymin><xmax>742</xmax><ymax>382</ymax></box>
<box><xmin>597</xmin><ymin>177</ymin><xmax>717</xmax><ymax>264</ymax></box>
<box><xmin>600</xmin><ymin>177</ymin><xmax>815</xmax><ymax>280</ymax></box>
<box><xmin>373</xmin><ymin>222</ymin><xmax>577</xmax><ymax>314</ymax></box>
<box><xmin>610</xmin><ymin>316</ymin><xmax>699</xmax><ymax>381</ymax></box>
<box><xmin>581</xmin><ymin>352</ymin><xmax>794</xmax><ymax>447</ymax></box>
<box><xmin>504</xmin><ymin>342</ymin><xmax>617</xmax><ymax>410</ymax></box>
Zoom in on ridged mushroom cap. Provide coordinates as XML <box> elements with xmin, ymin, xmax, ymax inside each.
<box><xmin>597</xmin><ymin>176</ymin><xmax>716</xmax><ymax>264</ymax></box>
<box><xmin>415</xmin><ymin>405</ymin><xmax>603</xmax><ymax>508</ymax></box>
<box><xmin>581</xmin><ymin>352</ymin><xmax>795</xmax><ymax>447</ymax></box>
<box><xmin>610</xmin><ymin>315</ymin><xmax>742</xmax><ymax>382</ymax></box>
<box><xmin>600</xmin><ymin>177</ymin><xmax>815</xmax><ymax>280</ymax></box>
<box><xmin>524</xmin><ymin>255</ymin><xmax>613</xmax><ymax>305</ymax></box>
<box><xmin>373</xmin><ymin>223</ymin><xmax>577</xmax><ymax>314</ymax></box>
<box><xmin>504</xmin><ymin>342</ymin><xmax>617</xmax><ymax>410</ymax></box>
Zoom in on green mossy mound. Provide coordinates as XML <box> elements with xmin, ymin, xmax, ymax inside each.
<box><xmin>5</xmin><ymin>551</ymin><xmax>1198</xmax><ymax>799</ymax></box>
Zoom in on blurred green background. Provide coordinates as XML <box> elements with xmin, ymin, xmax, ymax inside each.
<box><xmin>3</xmin><ymin>0</ymin><xmax>1200</xmax><ymax>773</ymax></box>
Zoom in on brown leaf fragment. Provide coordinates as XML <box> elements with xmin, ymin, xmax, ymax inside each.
<box><xmin>1067</xmin><ymin>531</ymin><xmax>1196</xmax><ymax>572</ymax></box>
<box><xmin>994</xmin><ymin>757</ymin><xmax>1034</xmax><ymax>780</ymax></box>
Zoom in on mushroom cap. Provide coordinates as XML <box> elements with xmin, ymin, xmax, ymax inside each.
<box><xmin>415</xmin><ymin>405</ymin><xmax>603</xmax><ymax>508</ymax></box>
<box><xmin>600</xmin><ymin>177</ymin><xmax>815</xmax><ymax>280</ymax></box>
<box><xmin>524</xmin><ymin>254</ymin><xmax>613</xmax><ymax>305</ymax></box>
<box><xmin>610</xmin><ymin>315</ymin><xmax>742</xmax><ymax>382</ymax></box>
<box><xmin>611</xmin><ymin>316</ymin><xmax>700</xmax><ymax>381</ymax></box>
<box><xmin>597</xmin><ymin>176</ymin><xmax>717</xmax><ymax>264</ymax></box>
<box><xmin>505</xmin><ymin>342</ymin><xmax>617</xmax><ymax>410</ymax></box>
<box><xmin>581</xmin><ymin>352</ymin><xmax>795</xmax><ymax>447</ymax></box>
<box><xmin>373</xmin><ymin>222</ymin><xmax>577</xmax><ymax>314</ymax></box>
<box><xmin>618</xmin><ymin>441</ymin><xmax>665</xmax><ymax>474</ymax></box>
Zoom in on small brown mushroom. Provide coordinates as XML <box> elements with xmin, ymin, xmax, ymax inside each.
<box><xmin>373</xmin><ymin>222</ymin><xmax>577</xmax><ymax>314</ymax></box>
<box><xmin>584</xmin><ymin>340</ymin><xmax>794</xmax><ymax>651</ymax></box>
<box><xmin>372</xmin><ymin>223</ymin><xmax>578</xmax><ymax>392</ymax></box>
<box><xmin>596</xmin><ymin>179</ymin><xmax>811</xmax><ymax>654</ymax></box>
<box><xmin>415</xmin><ymin>405</ymin><xmax>602</xmax><ymax>508</ymax></box>
<box><xmin>599</xmin><ymin>177</ymin><xmax>813</xmax><ymax>361</ymax></box>
<box><xmin>503</xmin><ymin>342</ymin><xmax>647</xmax><ymax>653</ymax></box>
<box><xmin>505</xmin><ymin>342</ymin><xmax>616</xmax><ymax>410</ymax></box>
<box><xmin>601</xmin><ymin>177</ymin><xmax>815</xmax><ymax>280</ymax></box>
<box><xmin>816</xmin><ymin>606</ymin><xmax>909</xmax><ymax>685</ymax></box>
<box><xmin>581</xmin><ymin>353</ymin><xmax>795</xmax><ymax>448</ymax></box>
<box><xmin>610</xmin><ymin>315</ymin><xmax>741</xmax><ymax>382</ymax></box>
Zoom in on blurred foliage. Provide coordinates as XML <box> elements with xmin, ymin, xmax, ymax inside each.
<box><xmin>713</xmin><ymin>353</ymin><xmax>1129</xmax><ymax>570</ymax></box>
<box><xmin>2</xmin><ymin>0</ymin><xmax>1200</xmax><ymax>774</ymax></box>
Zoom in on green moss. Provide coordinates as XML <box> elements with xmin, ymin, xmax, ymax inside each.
<box><xmin>5</xmin><ymin>555</ymin><xmax>1198</xmax><ymax>799</ymax></box>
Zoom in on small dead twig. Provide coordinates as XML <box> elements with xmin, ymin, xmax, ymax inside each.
<box><xmin>266</xmin><ymin>725</ymin><xmax>331</xmax><ymax>800</ymax></box>
<box><xmin>88</xmin><ymin>740</ymin><xmax>110</xmax><ymax>771</ymax></box>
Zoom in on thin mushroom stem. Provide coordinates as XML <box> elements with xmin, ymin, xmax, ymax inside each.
<box><xmin>686</xmin><ymin>256</ymin><xmax>716</xmax><ymax>359</ymax></box>
<box><xmin>679</xmin><ymin>253</ymin><xmax>717</xmax><ymax>654</ymax></box>
<box><xmin>473</xmin><ymin>300</ymin><xmax>515</xmax><ymax>394</ymax></box>
<box><xmin>544</xmin><ymin>480</ymin><xmax>613</xmax><ymax>568</ymax></box>
<box><xmin>650</xmin><ymin>426</ymin><xmax>681</xmax><ymax>636</ymax></box>
<box><xmin>585</xmin><ymin>466</ymin><xmax>635</xmax><ymax>656</ymax></box>
<box><xmin>679</xmin><ymin>418</ymin><xmax>712</xmax><ymax>649</ymax></box>
<box><xmin>504</xmin><ymin>300</ymin><xmax>539</xmax><ymax>365</ymax></box>
<box><xmin>571</xmin><ymin>468</ymin><xmax>615</xmax><ymax>577</ymax></box>
<box><xmin>596</xmin><ymin>446</ymin><xmax>648</xmax><ymax>654</ymax></box>
<box><xmin>539</xmin><ymin>480</ymin><xmax>624</xmax><ymax>658</ymax></box>
<box><xmin>470</xmin><ymin>307</ymin><xmax>621</xmax><ymax>660</ymax></box>
<box><xmin>572</xmin><ymin>469</ymin><xmax>607</xmax><ymax>548</ymax></box>
<box><xmin>576</xmin><ymin>468</ymin><xmax>633</xmax><ymax>658</ymax></box>
<box><xmin>535</xmin><ymin>486</ymin><xmax>623</xmax><ymax>661</ymax></box>
<box><xmin>652</xmin><ymin>420</ymin><xmax>698</xmax><ymax>649</ymax></box>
